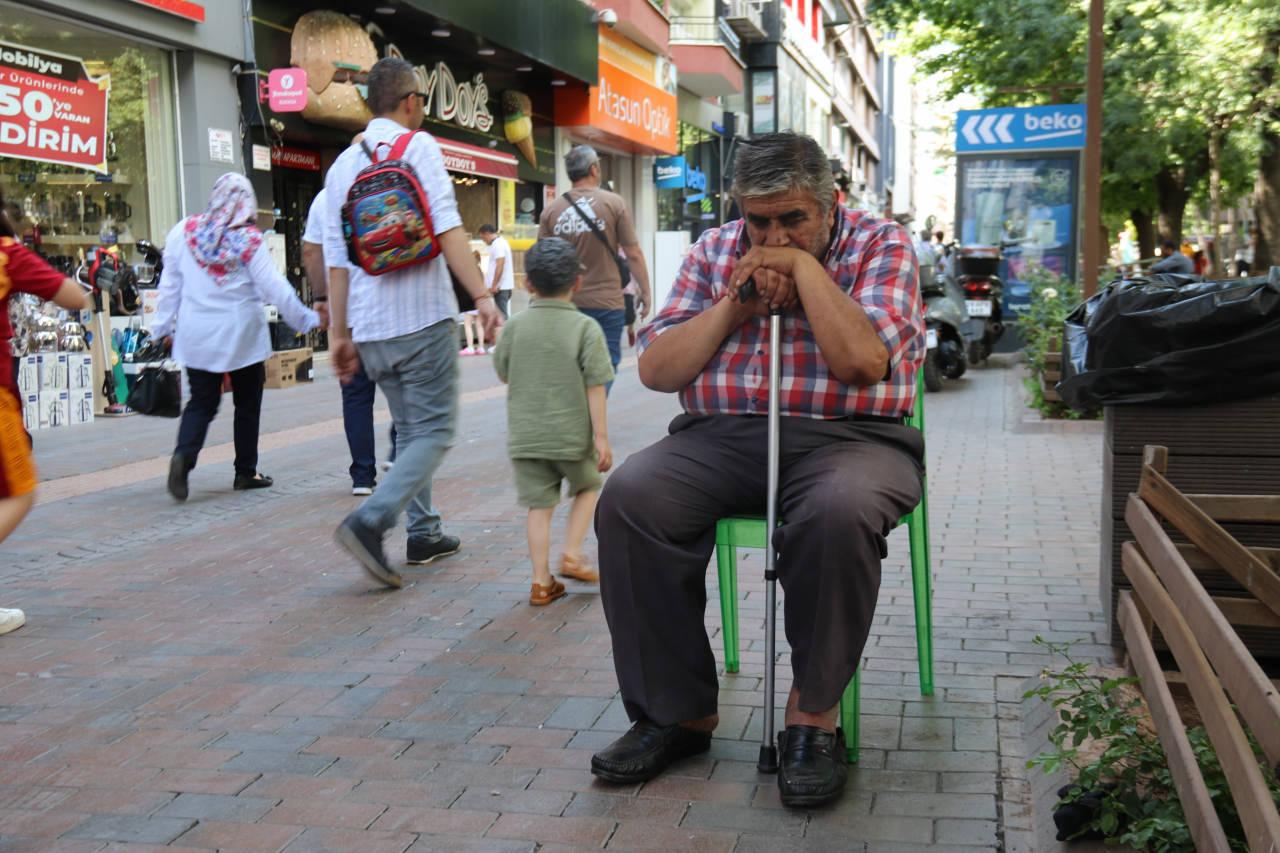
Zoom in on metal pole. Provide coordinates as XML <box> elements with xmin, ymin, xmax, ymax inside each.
<box><xmin>758</xmin><ymin>304</ymin><xmax>781</xmax><ymax>774</ymax></box>
<box><xmin>1082</xmin><ymin>0</ymin><xmax>1104</xmax><ymax>297</ymax></box>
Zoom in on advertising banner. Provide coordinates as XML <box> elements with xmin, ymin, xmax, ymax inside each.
<box><xmin>956</xmin><ymin>154</ymin><xmax>1080</xmax><ymax>315</ymax></box>
<box><xmin>0</xmin><ymin>41</ymin><xmax>111</xmax><ymax>173</ymax></box>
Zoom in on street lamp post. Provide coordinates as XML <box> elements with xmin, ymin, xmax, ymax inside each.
<box><xmin>1082</xmin><ymin>0</ymin><xmax>1104</xmax><ymax>297</ymax></box>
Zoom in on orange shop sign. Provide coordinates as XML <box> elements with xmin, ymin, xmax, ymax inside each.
<box><xmin>556</xmin><ymin>49</ymin><xmax>676</xmax><ymax>154</ymax></box>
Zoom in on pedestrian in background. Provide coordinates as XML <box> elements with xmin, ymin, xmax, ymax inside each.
<box><xmin>155</xmin><ymin>173</ymin><xmax>323</xmax><ymax>503</ymax></box>
<box><xmin>324</xmin><ymin>57</ymin><xmax>501</xmax><ymax>589</ymax></box>
<box><xmin>539</xmin><ymin>145</ymin><xmax>651</xmax><ymax>394</ymax></box>
<box><xmin>302</xmin><ymin>187</ymin><xmax>378</xmax><ymax>496</ymax></box>
<box><xmin>0</xmin><ymin>194</ymin><xmax>95</xmax><ymax>635</ymax></box>
<box><xmin>478</xmin><ymin>224</ymin><xmax>514</xmax><ymax>318</ymax></box>
<box><xmin>492</xmin><ymin>238</ymin><xmax>613</xmax><ymax>606</ymax></box>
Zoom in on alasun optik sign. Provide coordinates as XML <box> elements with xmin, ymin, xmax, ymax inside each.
<box><xmin>955</xmin><ymin>104</ymin><xmax>1086</xmax><ymax>153</ymax></box>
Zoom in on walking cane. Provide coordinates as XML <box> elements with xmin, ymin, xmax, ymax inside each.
<box><xmin>741</xmin><ymin>279</ymin><xmax>783</xmax><ymax>774</ymax></box>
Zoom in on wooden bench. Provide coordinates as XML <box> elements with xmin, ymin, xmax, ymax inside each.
<box><xmin>1117</xmin><ymin>445</ymin><xmax>1280</xmax><ymax>851</ymax></box>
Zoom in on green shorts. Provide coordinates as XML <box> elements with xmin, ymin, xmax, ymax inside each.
<box><xmin>512</xmin><ymin>456</ymin><xmax>602</xmax><ymax>508</ymax></box>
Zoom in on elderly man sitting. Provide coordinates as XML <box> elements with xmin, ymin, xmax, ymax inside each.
<box><xmin>590</xmin><ymin>132</ymin><xmax>925</xmax><ymax>807</ymax></box>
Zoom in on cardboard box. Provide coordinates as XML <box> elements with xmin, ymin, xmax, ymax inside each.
<box><xmin>70</xmin><ymin>389</ymin><xmax>94</xmax><ymax>425</ymax></box>
<box><xmin>39</xmin><ymin>390</ymin><xmax>69</xmax><ymax>428</ymax></box>
<box><xmin>15</xmin><ymin>355</ymin><xmax>38</xmax><ymax>394</ymax></box>
<box><xmin>67</xmin><ymin>354</ymin><xmax>94</xmax><ymax>391</ymax></box>
<box><xmin>21</xmin><ymin>392</ymin><xmax>39</xmax><ymax>432</ymax></box>
<box><xmin>265</xmin><ymin>347</ymin><xmax>313</xmax><ymax>389</ymax></box>
<box><xmin>36</xmin><ymin>353</ymin><xmax>68</xmax><ymax>391</ymax></box>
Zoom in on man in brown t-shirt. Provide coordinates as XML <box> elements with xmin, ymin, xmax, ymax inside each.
<box><xmin>539</xmin><ymin>145</ymin><xmax>652</xmax><ymax>392</ymax></box>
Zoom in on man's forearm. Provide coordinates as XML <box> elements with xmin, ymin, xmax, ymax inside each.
<box><xmin>438</xmin><ymin>226</ymin><xmax>488</xmax><ymax>301</ymax></box>
<box><xmin>794</xmin><ymin>256</ymin><xmax>889</xmax><ymax>386</ymax></box>
<box><xmin>328</xmin><ymin>266</ymin><xmax>350</xmax><ymax>337</ymax></box>
<box><xmin>624</xmin><ymin>246</ymin><xmax>651</xmax><ymax>297</ymax></box>
<box><xmin>302</xmin><ymin>243</ymin><xmax>327</xmax><ymax>300</ymax></box>
<box><xmin>638</xmin><ymin>297</ymin><xmax>743</xmax><ymax>392</ymax></box>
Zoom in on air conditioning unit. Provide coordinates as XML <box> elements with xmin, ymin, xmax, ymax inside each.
<box><xmin>723</xmin><ymin>0</ymin><xmax>767</xmax><ymax>42</ymax></box>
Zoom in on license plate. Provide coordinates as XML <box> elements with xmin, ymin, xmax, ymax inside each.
<box><xmin>965</xmin><ymin>300</ymin><xmax>993</xmax><ymax>318</ymax></box>
<box><xmin>926</xmin><ymin>329</ymin><xmax>938</xmax><ymax>349</ymax></box>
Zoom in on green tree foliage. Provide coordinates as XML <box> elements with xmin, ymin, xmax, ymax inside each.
<box><xmin>870</xmin><ymin>0</ymin><xmax>1278</xmax><ymax>263</ymax></box>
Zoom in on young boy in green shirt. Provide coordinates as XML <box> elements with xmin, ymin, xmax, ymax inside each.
<box><xmin>493</xmin><ymin>238</ymin><xmax>615</xmax><ymax>606</ymax></box>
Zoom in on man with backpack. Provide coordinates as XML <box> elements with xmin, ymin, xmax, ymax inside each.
<box><xmin>323</xmin><ymin>57</ymin><xmax>501</xmax><ymax>589</ymax></box>
<box><xmin>539</xmin><ymin>145</ymin><xmax>652</xmax><ymax>393</ymax></box>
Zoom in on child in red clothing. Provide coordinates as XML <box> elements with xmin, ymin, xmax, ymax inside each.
<box><xmin>0</xmin><ymin>196</ymin><xmax>94</xmax><ymax>634</ymax></box>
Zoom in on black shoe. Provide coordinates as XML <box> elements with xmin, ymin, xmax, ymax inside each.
<box><xmin>233</xmin><ymin>472</ymin><xmax>274</xmax><ymax>490</ymax></box>
<box><xmin>167</xmin><ymin>453</ymin><xmax>190</xmax><ymax>502</ymax></box>
<box><xmin>777</xmin><ymin>725</ymin><xmax>848</xmax><ymax>808</ymax></box>
<box><xmin>336</xmin><ymin>515</ymin><xmax>402</xmax><ymax>589</ymax></box>
<box><xmin>405</xmin><ymin>534</ymin><xmax>461</xmax><ymax>565</ymax></box>
<box><xmin>590</xmin><ymin>718</ymin><xmax>712</xmax><ymax>784</ymax></box>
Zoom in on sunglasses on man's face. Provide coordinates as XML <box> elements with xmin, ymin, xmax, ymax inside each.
<box><xmin>401</xmin><ymin>91</ymin><xmax>427</xmax><ymax>104</ymax></box>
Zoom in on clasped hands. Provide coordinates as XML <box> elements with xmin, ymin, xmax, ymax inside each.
<box><xmin>725</xmin><ymin>245</ymin><xmax>818</xmax><ymax>319</ymax></box>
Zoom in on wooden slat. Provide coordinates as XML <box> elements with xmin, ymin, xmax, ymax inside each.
<box><xmin>1213</xmin><ymin>597</ymin><xmax>1280</xmax><ymax>630</ymax></box>
<box><xmin>1138</xmin><ymin>464</ymin><xmax>1280</xmax><ymax>618</ymax></box>
<box><xmin>1044</xmin><ymin>369</ymin><xmax>1062</xmax><ymax>383</ymax></box>
<box><xmin>1177</xmin><ymin>543</ymin><xmax>1280</xmax><ymax>575</ymax></box>
<box><xmin>1126</xmin><ymin>500</ymin><xmax>1280</xmax><ymax>770</ymax></box>
<box><xmin>1121</xmin><ymin>543</ymin><xmax>1280</xmax><ymax>849</ymax></box>
<box><xmin>1187</xmin><ymin>494</ymin><xmax>1280</xmax><ymax>523</ymax></box>
<box><xmin>1117</xmin><ymin>592</ymin><xmax>1231</xmax><ymax>853</ymax></box>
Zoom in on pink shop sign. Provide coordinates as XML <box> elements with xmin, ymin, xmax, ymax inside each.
<box><xmin>268</xmin><ymin>68</ymin><xmax>308</xmax><ymax>113</ymax></box>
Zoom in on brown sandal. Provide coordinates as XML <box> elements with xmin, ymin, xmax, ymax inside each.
<box><xmin>559</xmin><ymin>554</ymin><xmax>599</xmax><ymax>583</ymax></box>
<box><xmin>529</xmin><ymin>579</ymin><xmax>567</xmax><ymax>606</ymax></box>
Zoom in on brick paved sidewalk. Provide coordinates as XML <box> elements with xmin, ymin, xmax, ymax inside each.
<box><xmin>0</xmin><ymin>356</ymin><xmax>1109</xmax><ymax>852</ymax></box>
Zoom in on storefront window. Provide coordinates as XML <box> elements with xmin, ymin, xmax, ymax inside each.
<box><xmin>656</xmin><ymin>121</ymin><xmax>722</xmax><ymax>240</ymax></box>
<box><xmin>0</xmin><ymin>5</ymin><xmax>179</xmax><ymax>275</ymax></box>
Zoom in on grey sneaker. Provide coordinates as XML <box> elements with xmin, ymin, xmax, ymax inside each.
<box><xmin>406</xmin><ymin>534</ymin><xmax>461</xmax><ymax>565</ymax></box>
<box><xmin>336</xmin><ymin>516</ymin><xmax>402</xmax><ymax>588</ymax></box>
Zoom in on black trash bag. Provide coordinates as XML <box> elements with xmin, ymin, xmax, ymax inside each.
<box><xmin>1057</xmin><ymin>269</ymin><xmax>1280</xmax><ymax>409</ymax></box>
<box><xmin>126</xmin><ymin>366</ymin><xmax>181</xmax><ymax>418</ymax></box>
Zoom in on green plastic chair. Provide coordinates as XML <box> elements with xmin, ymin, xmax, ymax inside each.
<box><xmin>714</xmin><ymin>374</ymin><xmax>934</xmax><ymax>763</ymax></box>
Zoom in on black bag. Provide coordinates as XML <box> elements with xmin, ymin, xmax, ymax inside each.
<box><xmin>126</xmin><ymin>366</ymin><xmax>181</xmax><ymax>417</ymax></box>
<box><xmin>563</xmin><ymin>192</ymin><xmax>631</xmax><ymax>287</ymax></box>
<box><xmin>1057</xmin><ymin>268</ymin><xmax>1280</xmax><ymax>410</ymax></box>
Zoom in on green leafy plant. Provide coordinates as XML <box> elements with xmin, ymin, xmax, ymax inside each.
<box><xmin>1025</xmin><ymin>637</ymin><xmax>1280</xmax><ymax>852</ymax></box>
<box><xmin>1012</xmin><ymin>266</ymin><xmax>1094</xmax><ymax>419</ymax></box>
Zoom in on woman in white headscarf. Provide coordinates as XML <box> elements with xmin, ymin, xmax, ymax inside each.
<box><xmin>153</xmin><ymin>173</ymin><xmax>325</xmax><ymax>502</ymax></box>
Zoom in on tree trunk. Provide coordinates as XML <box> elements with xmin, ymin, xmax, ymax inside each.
<box><xmin>1131</xmin><ymin>208</ymin><xmax>1156</xmax><ymax>261</ymax></box>
<box><xmin>1208</xmin><ymin>127</ymin><xmax>1224</xmax><ymax>276</ymax></box>
<box><xmin>1257</xmin><ymin>127</ymin><xmax>1280</xmax><ymax>270</ymax></box>
<box><xmin>1155</xmin><ymin>167</ymin><xmax>1189</xmax><ymax>244</ymax></box>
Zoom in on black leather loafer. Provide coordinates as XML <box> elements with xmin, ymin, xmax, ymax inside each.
<box><xmin>777</xmin><ymin>725</ymin><xmax>848</xmax><ymax>808</ymax></box>
<box><xmin>233</xmin><ymin>472</ymin><xmax>274</xmax><ymax>490</ymax></box>
<box><xmin>167</xmin><ymin>453</ymin><xmax>190</xmax><ymax>502</ymax></box>
<box><xmin>591</xmin><ymin>718</ymin><xmax>712</xmax><ymax>784</ymax></box>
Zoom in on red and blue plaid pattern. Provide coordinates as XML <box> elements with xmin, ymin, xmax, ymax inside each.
<box><xmin>637</xmin><ymin>206</ymin><xmax>923</xmax><ymax>419</ymax></box>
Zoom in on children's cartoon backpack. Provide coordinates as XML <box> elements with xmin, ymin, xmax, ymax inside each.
<box><xmin>341</xmin><ymin>131</ymin><xmax>440</xmax><ymax>276</ymax></box>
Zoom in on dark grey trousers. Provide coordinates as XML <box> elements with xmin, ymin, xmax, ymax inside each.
<box><xmin>597</xmin><ymin>414</ymin><xmax>924</xmax><ymax>724</ymax></box>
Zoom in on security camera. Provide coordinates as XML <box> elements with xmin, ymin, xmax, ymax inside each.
<box><xmin>593</xmin><ymin>8</ymin><xmax>619</xmax><ymax>27</ymax></box>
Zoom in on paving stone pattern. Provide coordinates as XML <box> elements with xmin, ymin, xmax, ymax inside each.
<box><xmin>0</xmin><ymin>352</ymin><xmax>1112</xmax><ymax>851</ymax></box>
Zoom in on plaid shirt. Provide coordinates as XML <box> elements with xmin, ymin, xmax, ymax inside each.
<box><xmin>637</xmin><ymin>206</ymin><xmax>923</xmax><ymax>419</ymax></box>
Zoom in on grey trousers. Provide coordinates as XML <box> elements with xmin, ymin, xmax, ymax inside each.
<box><xmin>354</xmin><ymin>320</ymin><xmax>458</xmax><ymax>541</ymax></box>
<box><xmin>597</xmin><ymin>413</ymin><xmax>924</xmax><ymax>725</ymax></box>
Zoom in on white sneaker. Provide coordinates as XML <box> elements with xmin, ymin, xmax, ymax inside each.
<box><xmin>352</xmin><ymin>485</ymin><xmax>374</xmax><ymax>496</ymax></box>
<box><xmin>0</xmin><ymin>608</ymin><xmax>26</xmax><ymax>635</ymax></box>
<box><xmin>380</xmin><ymin>461</ymin><xmax>394</xmax><ymax>472</ymax></box>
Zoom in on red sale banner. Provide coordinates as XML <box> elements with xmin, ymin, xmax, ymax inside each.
<box><xmin>0</xmin><ymin>41</ymin><xmax>111</xmax><ymax>173</ymax></box>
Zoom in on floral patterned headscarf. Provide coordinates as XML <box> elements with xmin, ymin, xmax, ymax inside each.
<box><xmin>184</xmin><ymin>173</ymin><xmax>262</xmax><ymax>285</ymax></box>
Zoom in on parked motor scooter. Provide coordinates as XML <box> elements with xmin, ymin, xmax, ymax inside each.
<box><xmin>920</xmin><ymin>264</ymin><xmax>968</xmax><ymax>392</ymax></box>
<box><xmin>954</xmin><ymin>244</ymin><xmax>1006</xmax><ymax>364</ymax></box>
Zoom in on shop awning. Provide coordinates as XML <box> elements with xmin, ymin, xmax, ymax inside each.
<box><xmin>438</xmin><ymin>138</ymin><xmax>519</xmax><ymax>181</ymax></box>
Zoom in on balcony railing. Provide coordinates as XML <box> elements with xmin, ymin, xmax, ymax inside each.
<box><xmin>670</xmin><ymin>15</ymin><xmax>741</xmax><ymax>53</ymax></box>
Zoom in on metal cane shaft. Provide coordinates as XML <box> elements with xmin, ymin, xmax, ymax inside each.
<box><xmin>759</xmin><ymin>308</ymin><xmax>782</xmax><ymax>772</ymax></box>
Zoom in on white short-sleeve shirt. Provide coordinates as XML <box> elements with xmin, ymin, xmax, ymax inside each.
<box><xmin>489</xmin><ymin>235</ymin><xmax>514</xmax><ymax>292</ymax></box>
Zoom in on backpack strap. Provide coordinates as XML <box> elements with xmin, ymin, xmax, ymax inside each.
<box><xmin>388</xmin><ymin>130</ymin><xmax>422</xmax><ymax>161</ymax></box>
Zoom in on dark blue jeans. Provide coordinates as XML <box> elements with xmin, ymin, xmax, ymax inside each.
<box><xmin>579</xmin><ymin>307</ymin><xmax>625</xmax><ymax>395</ymax></box>
<box><xmin>342</xmin><ymin>360</ymin><xmax>377</xmax><ymax>488</ymax></box>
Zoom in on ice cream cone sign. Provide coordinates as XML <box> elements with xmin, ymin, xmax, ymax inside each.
<box><xmin>291</xmin><ymin>10</ymin><xmax>377</xmax><ymax>132</ymax></box>
<box><xmin>503</xmin><ymin>90</ymin><xmax>536</xmax><ymax>168</ymax></box>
